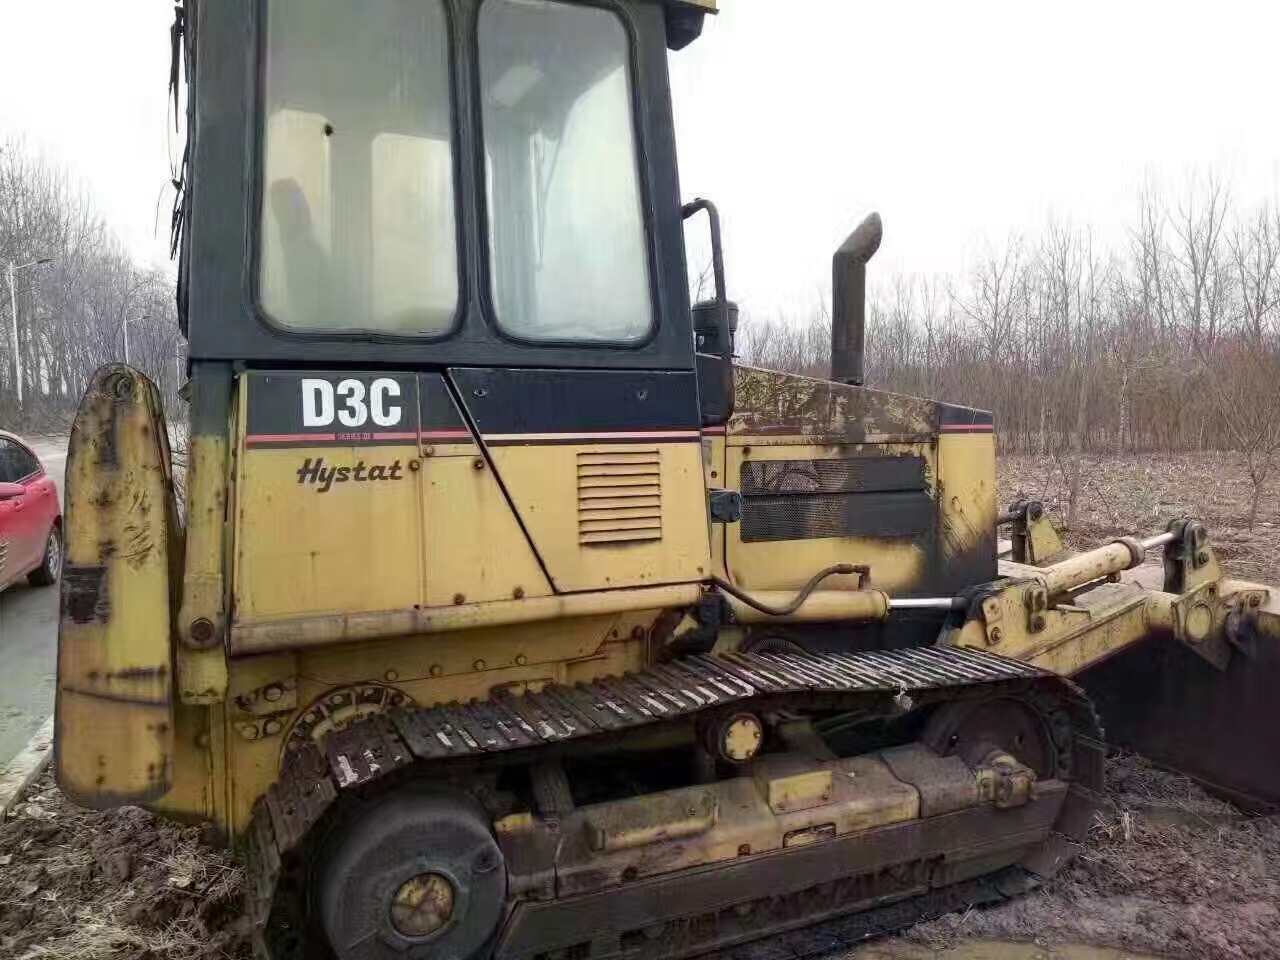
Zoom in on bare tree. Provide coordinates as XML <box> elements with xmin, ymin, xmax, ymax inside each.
<box><xmin>0</xmin><ymin>138</ymin><xmax>182</xmax><ymax>429</ymax></box>
<box><xmin>732</xmin><ymin>171</ymin><xmax>1280</xmax><ymax>535</ymax></box>
<box><xmin>1168</xmin><ymin>173</ymin><xmax>1230</xmax><ymax>348</ymax></box>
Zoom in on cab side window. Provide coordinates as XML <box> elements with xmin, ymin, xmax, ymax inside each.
<box><xmin>259</xmin><ymin>0</ymin><xmax>458</xmax><ymax>335</ymax></box>
<box><xmin>0</xmin><ymin>440</ymin><xmax>38</xmax><ymax>484</ymax></box>
<box><xmin>479</xmin><ymin>0</ymin><xmax>652</xmax><ymax>344</ymax></box>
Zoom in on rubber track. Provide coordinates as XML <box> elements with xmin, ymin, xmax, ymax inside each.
<box><xmin>246</xmin><ymin>646</ymin><xmax>1095</xmax><ymax>959</ymax></box>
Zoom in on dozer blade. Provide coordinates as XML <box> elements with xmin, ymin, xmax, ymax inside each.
<box><xmin>1078</xmin><ymin>586</ymin><xmax>1280</xmax><ymax>812</ymax></box>
<box><xmin>56</xmin><ymin>365</ymin><xmax>180</xmax><ymax>808</ymax></box>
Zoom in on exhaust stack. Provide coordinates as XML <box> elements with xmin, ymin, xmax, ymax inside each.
<box><xmin>831</xmin><ymin>212</ymin><xmax>883</xmax><ymax>386</ymax></box>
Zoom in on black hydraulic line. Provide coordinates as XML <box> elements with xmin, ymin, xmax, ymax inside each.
<box><xmin>712</xmin><ymin>564</ymin><xmax>860</xmax><ymax>617</ymax></box>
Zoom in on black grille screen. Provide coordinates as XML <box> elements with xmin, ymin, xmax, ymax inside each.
<box><xmin>739</xmin><ymin>456</ymin><xmax>932</xmax><ymax>543</ymax></box>
<box><xmin>740</xmin><ymin>456</ymin><xmax>926</xmax><ymax>497</ymax></box>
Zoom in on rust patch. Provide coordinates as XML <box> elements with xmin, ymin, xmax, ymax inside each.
<box><xmin>61</xmin><ymin>565</ymin><xmax>110</xmax><ymax>624</ymax></box>
<box><xmin>59</xmin><ymin>685</ymin><xmax>170</xmax><ymax>707</ymax></box>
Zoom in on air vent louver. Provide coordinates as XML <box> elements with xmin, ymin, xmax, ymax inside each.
<box><xmin>577</xmin><ymin>450</ymin><xmax>663</xmax><ymax>546</ymax></box>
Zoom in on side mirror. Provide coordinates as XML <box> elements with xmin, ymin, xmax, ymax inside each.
<box><xmin>682</xmin><ymin>197</ymin><xmax>736</xmax><ymax>426</ymax></box>
<box><xmin>0</xmin><ymin>482</ymin><xmax>24</xmax><ymax>502</ymax></box>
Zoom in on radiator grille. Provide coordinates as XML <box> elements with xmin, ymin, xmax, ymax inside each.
<box><xmin>577</xmin><ymin>450</ymin><xmax>662</xmax><ymax>546</ymax></box>
<box><xmin>0</xmin><ymin>539</ymin><xmax>7</xmax><ymax>576</ymax></box>
<box><xmin>740</xmin><ymin>456</ymin><xmax>926</xmax><ymax>496</ymax></box>
<box><xmin>740</xmin><ymin>456</ymin><xmax>932</xmax><ymax>543</ymax></box>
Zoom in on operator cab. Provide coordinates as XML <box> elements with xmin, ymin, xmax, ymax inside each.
<box><xmin>182</xmin><ymin>0</ymin><xmax>717</xmax><ymax>377</ymax></box>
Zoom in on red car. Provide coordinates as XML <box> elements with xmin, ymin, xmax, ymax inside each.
<box><xmin>0</xmin><ymin>431</ymin><xmax>62</xmax><ymax>590</ymax></box>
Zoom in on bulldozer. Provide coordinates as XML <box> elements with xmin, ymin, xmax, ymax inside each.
<box><xmin>54</xmin><ymin>1</ymin><xmax>1280</xmax><ymax>958</ymax></box>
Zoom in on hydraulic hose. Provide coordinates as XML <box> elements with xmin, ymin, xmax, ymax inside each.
<box><xmin>712</xmin><ymin>564</ymin><xmax>862</xmax><ymax>617</ymax></box>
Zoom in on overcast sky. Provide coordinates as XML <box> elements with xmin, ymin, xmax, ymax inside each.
<box><xmin>4</xmin><ymin>1</ymin><xmax>1280</xmax><ymax>322</ymax></box>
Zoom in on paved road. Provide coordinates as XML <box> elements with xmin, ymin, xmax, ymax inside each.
<box><xmin>0</xmin><ymin>437</ymin><xmax>67</xmax><ymax>767</ymax></box>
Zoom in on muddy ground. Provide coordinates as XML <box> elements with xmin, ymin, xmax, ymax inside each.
<box><xmin>0</xmin><ymin>453</ymin><xmax>1277</xmax><ymax>960</ymax></box>
<box><xmin>0</xmin><ymin>778</ymin><xmax>247</xmax><ymax>959</ymax></box>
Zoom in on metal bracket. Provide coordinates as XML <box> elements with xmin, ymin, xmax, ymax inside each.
<box><xmin>234</xmin><ymin>677</ymin><xmax>299</xmax><ymax>716</ymax></box>
<box><xmin>708</xmin><ymin>488</ymin><xmax>743</xmax><ymax>524</ymax></box>
<box><xmin>1002</xmin><ymin>500</ymin><xmax>1066</xmax><ymax>566</ymax></box>
<box><xmin>1168</xmin><ymin>581</ymin><xmax>1267</xmax><ymax>671</ymax></box>
<box><xmin>663</xmin><ymin>593</ymin><xmax>727</xmax><ymax>659</ymax></box>
<box><xmin>1023</xmin><ymin>584</ymin><xmax>1049</xmax><ymax>633</ymax></box>
<box><xmin>978</xmin><ymin>590</ymin><xmax>1005</xmax><ymax>646</ymax></box>
<box><xmin>1162</xmin><ymin>518</ymin><xmax>1219</xmax><ymax>594</ymax></box>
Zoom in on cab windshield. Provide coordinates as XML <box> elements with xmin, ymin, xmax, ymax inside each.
<box><xmin>258</xmin><ymin>0</ymin><xmax>651</xmax><ymax>343</ymax></box>
<box><xmin>259</xmin><ymin>0</ymin><xmax>457</xmax><ymax>334</ymax></box>
<box><xmin>479</xmin><ymin>0</ymin><xmax>652</xmax><ymax>343</ymax></box>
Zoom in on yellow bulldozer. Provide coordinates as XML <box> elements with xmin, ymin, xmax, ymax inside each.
<box><xmin>54</xmin><ymin>1</ymin><xmax>1280</xmax><ymax>958</ymax></box>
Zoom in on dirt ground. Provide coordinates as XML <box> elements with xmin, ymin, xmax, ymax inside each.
<box><xmin>0</xmin><ymin>776</ymin><xmax>248</xmax><ymax>959</ymax></box>
<box><xmin>882</xmin><ymin>754</ymin><xmax>1280</xmax><ymax>960</ymax></box>
<box><xmin>0</xmin><ymin>453</ymin><xmax>1277</xmax><ymax>960</ymax></box>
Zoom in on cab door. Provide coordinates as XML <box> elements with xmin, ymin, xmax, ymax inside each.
<box><xmin>0</xmin><ymin>437</ymin><xmax>48</xmax><ymax>576</ymax></box>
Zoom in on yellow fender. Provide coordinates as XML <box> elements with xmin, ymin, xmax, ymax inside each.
<box><xmin>55</xmin><ymin>365</ymin><xmax>180</xmax><ymax>808</ymax></box>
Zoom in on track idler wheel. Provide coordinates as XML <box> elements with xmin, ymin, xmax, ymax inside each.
<box><xmin>922</xmin><ymin>695</ymin><xmax>1059</xmax><ymax>781</ymax></box>
<box><xmin>316</xmin><ymin>786</ymin><xmax>506</xmax><ymax>960</ymax></box>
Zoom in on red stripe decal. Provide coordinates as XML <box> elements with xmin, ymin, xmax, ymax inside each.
<box><xmin>420</xmin><ymin>430</ymin><xmax>474</xmax><ymax>441</ymax></box>
<box><xmin>246</xmin><ymin>433</ymin><xmax>335</xmax><ymax>444</ymax></box>
<box><xmin>245</xmin><ymin>431</ymin><xmax>421</xmax><ymax>445</ymax></box>
<box><xmin>483</xmin><ymin>430</ymin><xmax>701</xmax><ymax>444</ymax></box>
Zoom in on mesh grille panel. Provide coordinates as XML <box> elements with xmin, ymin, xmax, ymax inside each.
<box><xmin>739</xmin><ymin>456</ymin><xmax>931</xmax><ymax>543</ymax></box>
<box><xmin>741</xmin><ymin>491</ymin><xmax>934</xmax><ymax>542</ymax></box>
<box><xmin>740</xmin><ymin>456</ymin><xmax>926</xmax><ymax>497</ymax></box>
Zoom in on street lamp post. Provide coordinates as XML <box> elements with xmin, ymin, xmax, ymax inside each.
<box><xmin>5</xmin><ymin>257</ymin><xmax>54</xmax><ymax>409</ymax></box>
<box><xmin>121</xmin><ymin>314</ymin><xmax>149</xmax><ymax>366</ymax></box>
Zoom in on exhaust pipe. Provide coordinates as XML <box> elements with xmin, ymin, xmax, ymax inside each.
<box><xmin>831</xmin><ymin>212</ymin><xmax>883</xmax><ymax>386</ymax></box>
